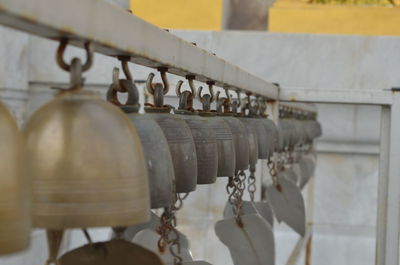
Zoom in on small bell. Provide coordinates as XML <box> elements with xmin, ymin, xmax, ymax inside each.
<box><xmin>107</xmin><ymin>64</ymin><xmax>175</xmax><ymax>209</ymax></box>
<box><xmin>144</xmin><ymin>70</ymin><xmax>198</xmax><ymax>193</ymax></box>
<box><xmin>174</xmin><ymin>79</ymin><xmax>218</xmax><ymax>184</ymax></box>
<box><xmin>216</xmin><ymin>91</ymin><xmax>249</xmax><ymax>172</ymax></box>
<box><xmin>0</xmin><ymin>102</ymin><xmax>30</xmax><ymax>254</ymax></box>
<box><xmin>197</xmin><ymin>83</ymin><xmax>236</xmax><ymax>177</ymax></box>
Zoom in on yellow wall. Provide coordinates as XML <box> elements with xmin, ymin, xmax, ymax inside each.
<box><xmin>130</xmin><ymin>0</ymin><xmax>400</xmax><ymax>36</ymax></box>
<box><xmin>130</xmin><ymin>0</ymin><xmax>223</xmax><ymax>30</ymax></box>
<box><xmin>270</xmin><ymin>1</ymin><xmax>400</xmax><ymax>36</ymax></box>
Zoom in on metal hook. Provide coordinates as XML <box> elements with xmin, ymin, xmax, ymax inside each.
<box><xmin>56</xmin><ymin>39</ymin><xmax>93</xmax><ymax>72</ymax></box>
<box><xmin>175</xmin><ymin>80</ymin><xmax>184</xmax><ymax>96</ymax></box>
<box><xmin>120</xmin><ymin>56</ymin><xmax>133</xmax><ymax>81</ymax></box>
<box><xmin>107</xmin><ymin>67</ymin><xmax>140</xmax><ymax>112</ymax></box>
<box><xmin>159</xmin><ymin>67</ymin><xmax>170</xmax><ymax>94</ymax></box>
<box><xmin>186</xmin><ymin>76</ymin><xmax>197</xmax><ymax>97</ymax></box>
<box><xmin>231</xmin><ymin>90</ymin><xmax>243</xmax><ymax>114</ymax></box>
<box><xmin>146</xmin><ymin>72</ymin><xmax>156</xmax><ymax>95</ymax></box>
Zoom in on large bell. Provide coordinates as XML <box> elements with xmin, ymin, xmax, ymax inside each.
<box><xmin>25</xmin><ymin>89</ymin><xmax>150</xmax><ymax>229</ymax></box>
<box><xmin>145</xmin><ymin>73</ymin><xmax>197</xmax><ymax>193</ymax></box>
<box><xmin>0</xmin><ymin>102</ymin><xmax>30</xmax><ymax>254</ymax></box>
<box><xmin>107</xmin><ymin>68</ymin><xmax>175</xmax><ymax>209</ymax></box>
<box><xmin>174</xmin><ymin>80</ymin><xmax>218</xmax><ymax>184</ymax></box>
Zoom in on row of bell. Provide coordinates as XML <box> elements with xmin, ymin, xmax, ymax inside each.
<box><xmin>0</xmin><ymin>67</ymin><xmax>321</xmax><ymax>256</ymax></box>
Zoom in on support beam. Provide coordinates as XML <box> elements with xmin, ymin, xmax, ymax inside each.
<box><xmin>280</xmin><ymin>87</ymin><xmax>393</xmax><ymax>105</ymax></box>
<box><xmin>0</xmin><ymin>0</ymin><xmax>279</xmax><ymax>99</ymax></box>
<box><xmin>376</xmin><ymin>93</ymin><xmax>400</xmax><ymax>265</ymax></box>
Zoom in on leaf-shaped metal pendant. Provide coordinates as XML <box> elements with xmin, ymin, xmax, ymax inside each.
<box><xmin>266</xmin><ymin>175</ymin><xmax>306</xmax><ymax>237</ymax></box>
<box><xmin>113</xmin><ymin>212</ymin><xmax>190</xmax><ymax>249</ymax></box>
<box><xmin>299</xmin><ymin>156</ymin><xmax>316</xmax><ymax>190</ymax></box>
<box><xmin>215</xmin><ymin>214</ymin><xmax>275</xmax><ymax>265</ymax></box>
<box><xmin>132</xmin><ymin>229</ymin><xmax>193</xmax><ymax>263</ymax></box>
<box><xmin>223</xmin><ymin>201</ymin><xmax>274</xmax><ymax>227</ymax></box>
<box><xmin>283</xmin><ymin>167</ymin><xmax>298</xmax><ymax>186</ymax></box>
<box><xmin>59</xmin><ymin>239</ymin><xmax>164</xmax><ymax>265</ymax></box>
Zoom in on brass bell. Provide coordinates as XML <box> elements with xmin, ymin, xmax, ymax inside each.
<box><xmin>144</xmin><ymin>71</ymin><xmax>197</xmax><ymax>193</ymax></box>
<box><xmin>174</xmin><ymin>79</ymin><xmax>218</xmax><ymax>184</ymax></box>
<box><xmin>197</xmin><ymin>83</ymin><xmax>236</xmax><ymax>177</ymax></box>
<box><xmin>107</xmin><ymin>65</ymin><xmax>175</xmax><ymax>209</ymax></box>
<box><xmin>216</xmin><ymin>91</ymin><xmax>250</xmax><ymax>172</ymax></box>
<box><xmin>25</xmin><ymin>54</ymin><xmax>150</xmax><ymax>229</ymax></box>
<box><xmin>0</xmin><ymin>102</ymin><xmax>30</xmax><ymax>254</ymax></box>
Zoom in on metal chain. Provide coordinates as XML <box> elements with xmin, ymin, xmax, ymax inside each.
<box><xmin>247</xmin><ymin>168</ymin><xmax>257</xmax><ymax>202</ymax></box>
<box><xmin>156</xmin><ymin>193</ymin><xmax>189</xmax><ymax>265</ymax></box>
<box><xmin>226</xmin><ymin>171</ymin><xmax>246</xmax><ymax>226</ymax></box>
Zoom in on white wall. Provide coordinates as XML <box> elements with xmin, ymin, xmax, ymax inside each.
<box><xmin>1</xmin><ymin>28</ymin><xmax>399</xmax><ymax>265</ymax></box>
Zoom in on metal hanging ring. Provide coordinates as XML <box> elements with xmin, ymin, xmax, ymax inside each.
<box><xmin>56</xmin><ymin>39</ymin><xmax>93</xmax><ymax>72</ymax></box>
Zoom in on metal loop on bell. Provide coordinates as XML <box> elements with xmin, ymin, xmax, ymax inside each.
<box><xmin>56</xmin><ymin>39</ymin><xmax>93</xmax><ymax>72</ymax></box>
<box><xmin>231</xmin><ymin>90</ymin><xmax>243</xmax><ymax>115</ymax></box>
<box><xmin>176</xmin><ymin>80</ymin><xmax>193</xmax><ymax>111</ymax></box>
<box><xmin>106</xmin><ymin>62</ymin><xmax>140</xmax><ymax>112</ymax></box>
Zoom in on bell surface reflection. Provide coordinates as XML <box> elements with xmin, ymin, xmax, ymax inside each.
<box><xmin>0</xmin><ymin>102</ymin><xmax>30</xmax><ymax>254</ymax></box>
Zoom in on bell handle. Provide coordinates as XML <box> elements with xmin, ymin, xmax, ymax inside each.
<box><xmin>56</xmin><ymin>39</ymin><xmax>93</xmax><ymax>72</ymax></box>
<box><xmin>106</xmin><ymin>67</ymin><xmax>140</xmax><ymax>112</ymax></box>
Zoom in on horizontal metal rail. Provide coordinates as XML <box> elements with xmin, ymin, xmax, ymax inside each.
<box><xmin>0</xmin><ymin>0</ymin><xmax>280</xmax><ymax>100</ymax></box>
<box><xmin>280</xmin><ymin>87</ymin><xmax>393</xmax><ymax>105</ymax></box>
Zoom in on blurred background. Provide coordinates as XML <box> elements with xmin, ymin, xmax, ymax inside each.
<box><xmin>1</xmin><ymin>0</ymin><xmax>400</xmax><ymax>264</ymax></box>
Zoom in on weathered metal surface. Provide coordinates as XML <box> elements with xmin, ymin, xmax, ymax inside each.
<box><xmin>0</xmin><ymin>102</ymin><xmax>30</xmax><ymax>254</ymax></box>
<box><xmin>266</xmin><ymin>174</ymin><xmax>306</xmax><ymax>237</ymax></box>
<box><xmin>107</xmin><ymin>66</ymin><xmax>175</xmax><ymax>209</ymax></box>
<box><xmin>0</xmin><ymin>0</ymin><xmax>278</xmax><ymax>99</ymax></box>
<box><xmin>178</xmin><ymin>115</ymin><xmax>218</xmax><ymax>184</ymax></box>
<box><xmin>205</xmin><ymin>117</ymin><xmax>236</xmax><ymax>177</ymax></box>
<box><xmin>221</xmin><ymin>116</ymin><xmax>250</xmax><ymax>171</ymax></box>
<box><xmin>261</xmin><ymin>118</ymin><xmax>278</xmax><ymax>157</ymax></box>
<box><xmin>24</xmin><ymin>90</ymin><xmax>150</xmax><ymax>228</ymax></box>
<box><xmin>59</xmin><ymin>240</ymin><xmax>164</xmax><ymax>265</ymax></box>
<box><xmin>244</xmin><ymin>118</ymin><xmax>269</xmax><ymax>159</ymax></box>
<box><xmin>129</xmin><ymin>115</ymin><xmax>175</xmax><ymax>208</ymax></box>
<box><xmin>147</xmin><ymin>113</ymin><xmax>198</xmax><ymax>193</ymax></box>
<box><xmin>238</xmin><ymin>118</ymin><xmax>259</xmax><ymax>168</ymax></box>
<box><xmin>215</xmin><ymin>214</ymin><xmax>275</xmax><ymax>265</ymax></box>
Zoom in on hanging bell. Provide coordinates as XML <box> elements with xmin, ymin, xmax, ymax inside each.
<box><xmin>256</xmin><ymin>98</ymin><xmax>279</xmax><ymax>159</ymax></box>
<box><xmin>25</xmin><ymin>51</ymin><xmax>150</xmax><ymax>229</ymax></box>
<box><xmin>107</xmin><ymin>65</ymin><xmax>175</xmax><ymax>209</ymax></box>
<box><xmin>197</xmin><ymin>83</ymin><xmax>236</xmax><ymax>177</ymax></box>
<box><xmin>144</xmin><ymin>71</ymin><xmax>197</xmax><ymax>193</ymax></box>
<box><xmin>174</xmin><ymin>79</ymin><xmax>218</xmax><ymax>184</ymax></box>
<box><xmin>0</xmin><ymin>102</ymin><xmax>30</xmax><ymax>254</ymax></box>
<box><xmin>232</xmin><ymin>93</ymin><xmax>258</xmax><ymax>169</ymax></box>
<box><xmin>216</xmin><ymin>91</ymin><xmax>250</xmax><ymax>172</ymax></box>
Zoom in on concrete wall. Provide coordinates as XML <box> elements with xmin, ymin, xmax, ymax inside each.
<box><xmin>1</xmin><ymin>28</ymin><xmax>399</xmax><ymax>265</ymax></box>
